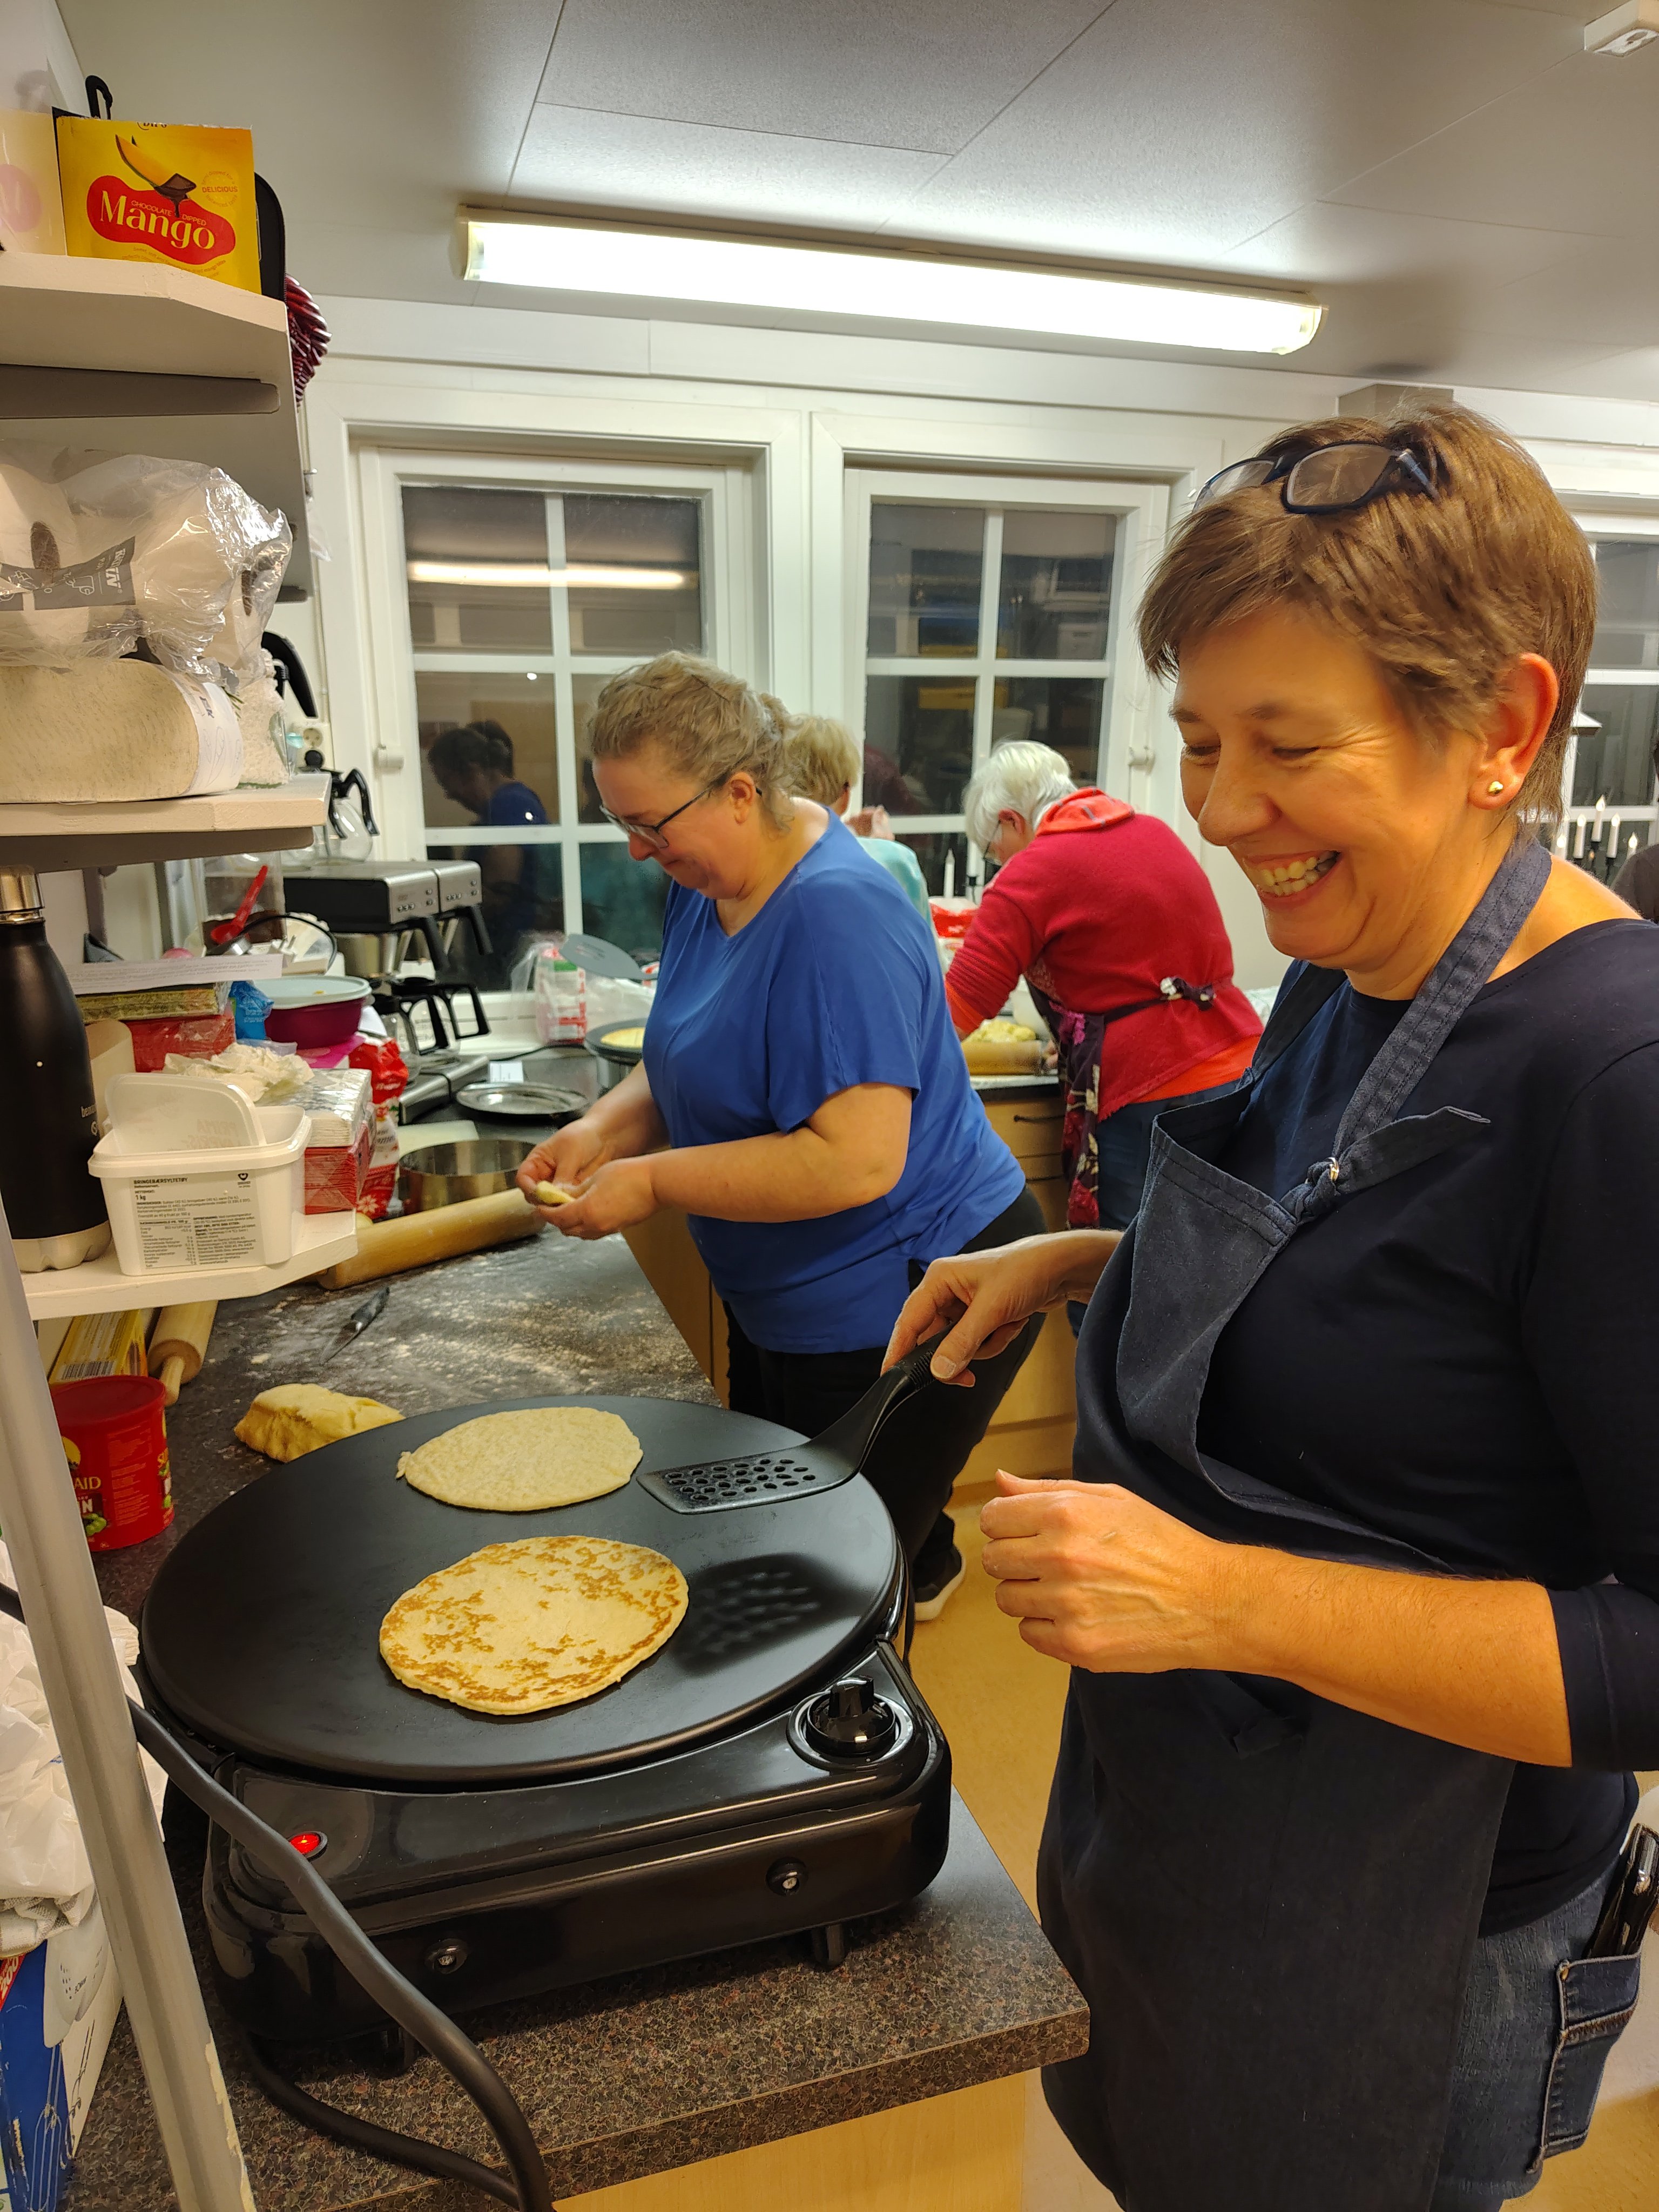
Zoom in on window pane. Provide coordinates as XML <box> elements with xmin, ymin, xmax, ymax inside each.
<box><xmin>1574</xmin><ymin>688</ymin><xmax>1658</xmax><ymax>808</ymax></box>
<box><xmin>426</xmin><ymin>839</ymin><xmax>563</xmax><ymax>987</ymax></box>
<box><xmin>992</xmin><ymin>676</ymin><xmax>1104</xmax><ymax>786</ymax></box>
<box><xmin>864</xmin><ymin>675</ymin><xmax>975</xmax><ymax>814</ymax></box>
<box><xmin>896</xmin><ymin>831</ymin><xmax>967</xmax><ymax>900</ymax></box>
<box><xmin>997</xmin><ymin>509</ymin><xmax>1116</xmax><ymax>660</ymax></box>
<box><xmin>414</xmin><ymin>673</ymin><xmax>559</xmax><ymax>830</ymax></box>
<box><xmin>572</xmin><ymin>672</ymin><xmax>609</xmax><ymax>822</ymax></box>
<box><xmin>403</xmin><ymin>487</ymin><xmax>551</xmax><ymax>653</ymax></box>
<box><xmin>867</xmin><ymin>505</ymin><xmax>983</xmax><ymax>657</ymax></box>
<box><xmin>563</xmin><ymin>495</ymin><xmax>703</xmax><ymax>657</ymax></box>
<box><xmin>579</xmin><ymin>844</ymin><xmax>671</xmax><ymax>962</ymax></box>
<box><xmin>1591</xmin><ymin>541</ymin><xmax>1659</xmax><ymax>670</ymax></box>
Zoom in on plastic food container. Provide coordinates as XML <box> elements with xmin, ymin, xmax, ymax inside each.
<box><xmin>89</xmin><ymin>1074</ymin><xmax>310</xmax><ymax>1275</ymax></box>
<box><xmin>50</xmin><ymin>1374</ymin><xmax>173</xmax><ymax>1550</ymax></box>
<box><xmin>264</xmin><ymin>976</ymin><xmax>370</xmax><ymax>1048</ymax></box>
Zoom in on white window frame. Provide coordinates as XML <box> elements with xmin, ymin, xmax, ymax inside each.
<box><xmin>1562</xmin><ymin>511</ymin><xmax>1659</xmax><ymax>873</ymax></box>
<box><xmin>844</xmin><ymin>469</ymin><xmax>1169</xmax><ymax>887</ymax></box>
<box><xmin>356</xmin><ymin>446</ymin><xmax>756</xmax><ymax>935</ymax></box>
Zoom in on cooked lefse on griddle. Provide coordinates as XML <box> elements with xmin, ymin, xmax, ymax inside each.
<box><xmin>396</xmin><ymin>1407</ymin><xmax>642</xmax><ymax>1511</ymax></box>
<box><xmin>379</xmin><ymin>1535</ymin><xmax>687</xmax><ymax>1714</ymax></box>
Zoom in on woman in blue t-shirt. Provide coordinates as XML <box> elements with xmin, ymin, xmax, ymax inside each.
<box><xmin>517</xmin><ymin>652</ymin><xmax>1041</xmax><ymax>1614</ymax></box>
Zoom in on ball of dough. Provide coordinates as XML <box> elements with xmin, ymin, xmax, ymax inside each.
<box><xmin>235</xmin><ymin>1384</ymin><xmax>402</xmax><ymax>1461</ymax></box>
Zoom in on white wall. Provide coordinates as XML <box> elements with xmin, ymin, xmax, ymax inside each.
<box><xmin>0</xmin><ymin>0</ymin><xmax>83</xmax><ymax>110</ymax></box>
<box><xmin>295</xmin><ymin>296</ymin><xmax>1659</xmax><ymax>992</ymax></box>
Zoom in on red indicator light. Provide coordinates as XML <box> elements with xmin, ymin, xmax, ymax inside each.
<box><xmin>288</xmin><ymin>1831</ymin><xmax>325</xmax><ymax>1857</ymax></box>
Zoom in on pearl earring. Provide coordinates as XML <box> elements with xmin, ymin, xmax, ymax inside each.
<box><xmin>1487</xmin><ymin>780</ymin><xmax>1506</xmax><ymax>795</ymax></box>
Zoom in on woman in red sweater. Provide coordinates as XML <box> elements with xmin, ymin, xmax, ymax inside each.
<box><xmin>950</xmin><ymin>743</ymin><xmax>1260</xmax><ymax>1301</ymax></box>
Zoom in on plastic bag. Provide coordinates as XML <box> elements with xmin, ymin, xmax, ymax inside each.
<box><xmin>531</xmin><ymin>950</ymin><xmax>586</xmax><ymax>1045</ymax></box>
<box><xmin>160</xmin><ymin>1043</ymin><xmax>309</xmax><ymax>1101</ymax></box>
<box><xmin>0</xmin><ymin>1546</ymin><xmax>164</xmax><ymax>1954</ymax></box>
<box><xmin>0</xmin><ymin>445</ymin><xmax>291</xmax><ymax>680</ymax></box>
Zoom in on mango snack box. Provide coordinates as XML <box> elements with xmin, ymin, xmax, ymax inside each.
<box><xmin>55</xmin><ymin>117</ymin><xmax>258</xmax><ymax>293</ymax></box>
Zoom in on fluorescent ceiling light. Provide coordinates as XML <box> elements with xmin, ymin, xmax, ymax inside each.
<box><xmin>407</xmin><ymin>560</ymin><xmax>689</xmax><ymax>590</ymax></box>
<box><xmin>461</xmin><ymin>214</ymin><xmax>1323</xmax><ymax>357</ymax></box>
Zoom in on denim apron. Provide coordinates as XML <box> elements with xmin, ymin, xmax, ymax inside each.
<box><xmin>1040</xmin><ymin>834</ymin><xmax>1552</xmax><ymax>2212</ymax></box>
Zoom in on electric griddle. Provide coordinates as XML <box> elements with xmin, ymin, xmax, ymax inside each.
<box><xmin>139</xmin><ymin>1361</ymin><xmax>952</xmax><ymax>2049</ymax></box>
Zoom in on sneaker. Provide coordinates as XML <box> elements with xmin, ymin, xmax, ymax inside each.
<box><xmin>912</xmin><ymin>1543</ymin><xmax>966</xmax><ymax>1622</ymax></box>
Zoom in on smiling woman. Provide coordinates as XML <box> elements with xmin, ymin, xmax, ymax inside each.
<box><xmin>887</xmin><ymin>403</ymin><xmax>1659</xmax><ymax>2211</ymax></box>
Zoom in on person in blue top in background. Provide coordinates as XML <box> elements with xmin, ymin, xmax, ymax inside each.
<box><xmin>778</xmin><ymin>714</ymin><xmax>932</xmax><ymax>919</ymax></box>
<box><xmin>518</xmin><ymin>652</ymin><xmax>1042</xmax><ymax>1616</ymax></box>
<box><xmin>428</xmin><ymin>720</ymin><xmax>551</xmax><ymax>979</ymax></box>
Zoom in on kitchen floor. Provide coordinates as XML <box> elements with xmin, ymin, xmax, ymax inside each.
<box><xmin>908</xmin><ymin>1496</ymin><xmax>1659</xmax><ymax>2212</ymax></box>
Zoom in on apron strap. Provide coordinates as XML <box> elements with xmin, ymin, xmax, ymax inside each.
<box><xmin>1331</xmin><ymin>833</ymin><xmax>1550</xmax><ymax>1156</ymax></box>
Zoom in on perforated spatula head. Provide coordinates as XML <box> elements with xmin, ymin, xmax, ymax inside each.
<box><xmin>637</xmin><ymin>1340</ymin><xmax>941</xmax><ymax>1514</ymax></box>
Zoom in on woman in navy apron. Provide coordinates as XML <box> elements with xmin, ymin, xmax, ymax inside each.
<box><xmin>887</xmin><ymin>402</ymin><xmax>1659</xmax><ymax>2211</ymax></box>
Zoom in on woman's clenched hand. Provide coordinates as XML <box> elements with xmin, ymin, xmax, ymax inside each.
<box><xmin>540</xmin><ymin>1157</ymin><xmax>660</xmax><ymax>1240</ymax></box>
<box><xmin>979</xmin><ymin>1470</ymin><xmax>1244</xmax><ymax>1671</ymax></box>
<box><xmin>517</xmin><ymin>1118</ymin><xmax>610</xmax><ymax>1216</ymax></box>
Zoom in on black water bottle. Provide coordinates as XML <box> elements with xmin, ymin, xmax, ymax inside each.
<box><xmin>0</xmin><ymin>871</ymin><xmax>110</xmax><ymax>1272</ymax></box>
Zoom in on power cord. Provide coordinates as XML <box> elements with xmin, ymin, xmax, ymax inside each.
<box><xmin>0</xmin><ymin>1584</ymin><xmax>552</xmax><ymax>2210</ymax></box>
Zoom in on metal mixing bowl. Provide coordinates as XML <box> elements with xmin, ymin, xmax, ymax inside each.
<box><xmin>396</xmin><ymin>1137</ymin><xmax>536</xmax><ymax>1213</ymax></box>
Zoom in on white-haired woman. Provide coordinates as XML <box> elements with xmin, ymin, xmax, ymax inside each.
<box><xmin>519</xmin><ymin>653</ymin><xmax>1043</xmax><ymax>1614</ymax></box>
<box><xmin>949</xmin><ymin>740</ymin><xmax>1259</xmax><ymax>1312</ymax></box>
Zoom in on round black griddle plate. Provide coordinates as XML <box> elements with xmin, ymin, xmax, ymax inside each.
<box><xmin>141</xmin><ymin>1397</ymin><xmax>899</xmax><ymax>1788</ymax></box>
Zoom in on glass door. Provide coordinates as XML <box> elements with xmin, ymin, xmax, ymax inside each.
<box><xmin>847</xmin><ymin>471</ymin><xmax>1165</xmax><ymax>893</ymax></box>
<box><xmin>362</xmin><ymin>450</ymin><xmax>753</xmax><ymax>985</ymax></box>
<box><xmin>1563</xmin><ymin>529</ymin><xmax>1659</xmax><ymax>883</ymax></box>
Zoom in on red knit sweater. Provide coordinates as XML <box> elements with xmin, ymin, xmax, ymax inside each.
<box><xmin>946</xmin><ymin>792</ymin><xmax>1261</xmax><ymax>1120</ymax></box>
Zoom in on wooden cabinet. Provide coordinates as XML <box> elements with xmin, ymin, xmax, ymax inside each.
<box><xmin>622</xmin><ymin>1081</ymin><xmax>1077</xmax><ymax>1499</ymax></box>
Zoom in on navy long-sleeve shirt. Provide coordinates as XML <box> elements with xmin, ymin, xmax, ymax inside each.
<box><xmin>1199</xmin><ymin>921</ymin><xmax>1659</xmax><ymax>1932</ymax></box>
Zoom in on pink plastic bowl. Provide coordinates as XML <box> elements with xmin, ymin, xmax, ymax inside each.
<box><xmin>262</xmin><ymin>976</ymin><xmax>370</xmax><ymax>1048</ymax></box>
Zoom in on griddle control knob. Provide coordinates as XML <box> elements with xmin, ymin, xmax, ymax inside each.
<box><xmin>802</xmin><ymin>1676</ymin><xmax>899</xmax><ymax>1761</ymax></box>
<box><xmin>767</xmin><ymin>1858</ymin><xmax>807</xmax><ymax>1895</ymax></box>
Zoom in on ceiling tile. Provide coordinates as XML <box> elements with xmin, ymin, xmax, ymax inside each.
<box><xmin>1329</xmin><ymin>49</ymin><xmax>1659</xmax><ymax>235</ymax></box>
<box><xmin>889</xmin><ymin>0</ymin><xmax>1579</xmax><ymax>264</ymax></box>
<box><xmin>535</xmin><ymin>0</ymin><xmax>1108</xmax><ymax>155</ymax></box>
<box><xmin>1222</xmin><ymin>202</ymin><xmax>1583</xmax><ymax>290</ymax></box>
<box><xmin>509</xmin><ymin>104</ymin><xmax>947</xmax><ymax>228</ymax></box>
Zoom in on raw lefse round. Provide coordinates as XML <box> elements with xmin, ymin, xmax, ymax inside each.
<box><xmin>379</xmin><ymin>1534</ymin><xmax>689</xmax><ymax>1715</ymax></box>
<box><xmin>396</xmin><ymin>1407</ymin><xmax>642</xmax><ymax>1512</ymax></box>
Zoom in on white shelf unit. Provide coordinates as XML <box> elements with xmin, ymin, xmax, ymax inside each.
<box><xmin>24</xmin><ymin>1211</ymin><xmax>356</xmax><ymax>1321</ymax></box>
<box><xmin>0</xmin><ymin>251</ymin><xmax>327</xmax><ymax>2210</ymax></box>
<box><xmin>0</xmin><ymin>252</ymin><xmax>310</xmax><ymax>594</ymax></box>
<box><xmin>0</xmin><ymin>773</ymin><xmax>329</xmax><ymax>868</ymax></box>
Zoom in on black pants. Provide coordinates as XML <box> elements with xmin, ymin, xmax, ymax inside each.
<box><xmin>723</xmin><ymin>1185</ymin><xmax>1047</xmax><ymax>1572</ymax></box>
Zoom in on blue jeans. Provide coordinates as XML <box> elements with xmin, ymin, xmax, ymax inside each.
<box><xmin>1067</xmin><ymin>1085</ymin><xmax>1237</xmax><ymax>1336</ymax></box>
<box><xmin>1432</xmin><ymin>1860</ymin><xmax>1640</xmax><ymax>2209</ymax></box>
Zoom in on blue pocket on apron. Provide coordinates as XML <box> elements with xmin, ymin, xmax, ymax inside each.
<box><xmin>1539</xmin><ymin>1951</ymin><xmax>1642</xmax><ymax>2161</ymax></box>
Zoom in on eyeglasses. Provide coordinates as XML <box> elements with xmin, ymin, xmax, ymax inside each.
<box><xmin>598</xmin><ymin>777</ymin><xmax>725</xmax><ymax>851</ymax></box>
<box><xmin>1193</xmin><ymin>442</ymin><xmax>1437</xmax><ymax>516</ymax></box>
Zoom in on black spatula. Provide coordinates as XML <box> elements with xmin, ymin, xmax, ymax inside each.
<box><xmin>638</xmin><ymin>1341</ymin><xmax>941</xmax><ymax>1514</ymax></box>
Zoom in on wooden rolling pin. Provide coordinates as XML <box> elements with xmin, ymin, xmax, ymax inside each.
<box><xmin>148</xmin><ymin>1303</ymin><xmax>218</xmax><ymax>1406</ymax></box>
<box><xmin>316</xmin><ymin>1188</ymin><xmax>544</xmax><ymax>1291</ymax></box>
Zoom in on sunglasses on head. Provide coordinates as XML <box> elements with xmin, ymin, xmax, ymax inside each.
<box><xmin>1193</xmin><ymin>441</ymin><xmax>1437</xmax><ymax>516</ymax></box>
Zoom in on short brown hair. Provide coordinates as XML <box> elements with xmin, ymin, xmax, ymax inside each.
<box><xmin>780</xmin><ymin>715</ymin><xmax>860</xmax><ymax>807</ymax></box>
<box><xmin>588</xmin><ymin>653</ymin><xmax>794</xmax><ymax>830</ymax></box>
<box><xmin>1138</xmin><ymin>402</ymin><xmax>1595</xmax><ymax>818</ymax></box>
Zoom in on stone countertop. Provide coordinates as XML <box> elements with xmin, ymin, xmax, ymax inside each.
<box><xmin>73</xmin><ymin>1225</ymin><xmax>1087</xmax><ymax>2208</ymax></box>
<box><xmin>65</xmin><ymin>1796</ymin><xmax>1085</xmax><ymax>2211</ymax></box>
